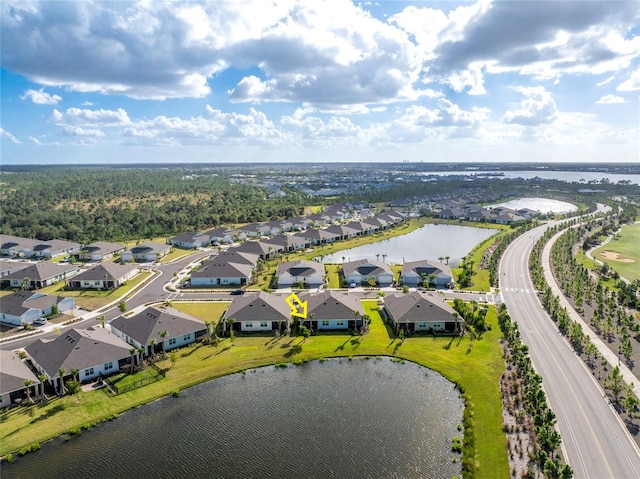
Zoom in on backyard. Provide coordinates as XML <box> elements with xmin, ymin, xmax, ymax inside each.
<box><xmin>1</xmin><ymin>301</ymin><xmax>508</xmax><ymax>479</ymax></box>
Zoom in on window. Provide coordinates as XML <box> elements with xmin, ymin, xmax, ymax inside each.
<box><xmin>168</xmin><ymin>338</ymin><xmax>177</xmax><ymax>346</ymax></box>
<box><xmin>104</xmin><ymin>362</ymin><xmax>113</xmax><ymax>370</ymax></box>
<box><xmin>246</xmin><ymin>322</ymin><xmax>253</xmax><ymax>328</ymax></box>
<box><xmin>260</xmin><ymin>321</ymin><xmax>268</xmax><ymax>328</ymax></box>
<box><xmin>336</xmin><ymin>321</ymin><xmax>344</xmax><ymax>326</ymax></box>
<box><xmin>83</xmin><ymin>281</ymin><xmax>90</xmax><ymax>286</ymax></box>
<box><xmin>418</xmin><ymin>322</ymin><xmax>427</xmax><ymax>328</ymax></box>
<box><xmin>84</xmin><ymin>367</ymin><xmax>94</xmax><ymax>376</ymax></box>
<box><xmin>321</xmin><ymin>320</ymin><xmax>329</xmax><ymax>326</ymax></box>
<box><xmin>183</xmin><ymin>334</ymin><xmax>190</xmax><ymax>341</ymax></box>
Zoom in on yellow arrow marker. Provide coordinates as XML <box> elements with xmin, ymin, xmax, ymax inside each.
<box><xmin>285</xmin><ymin>292</ymin><xmax>308</xmax><ymax>319</ymax></box>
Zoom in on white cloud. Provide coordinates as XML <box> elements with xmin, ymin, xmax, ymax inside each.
<box><xmin>595</xmin><ymin>94</ymin><xmax>627</xmax><ymax>104</ymax></box>
<box><xmin>53</xmin><ymin>107</ymin><xmax>131</xmax><ymax>126</ymax></box>
<box><xmin>21</xmin><ymin>88</ymin><xmax>61</xmax><ymax>105</ymax></box>
<box><xmin>0</xmin><ymin>127</ymin><xmax>21</xmax><ymax>144</ymax></box>
<box><xmin>617</xmin><ymin>66</ymin><xmax>640</xmax><ymax>91</ymax></box>
<box><xmin>502</xmin><ymin>86</ymin><xmax>558</xmax><ymax>126</ymax></box>
<box><xmin>62</xmin><ymin>125</ymin><xmax>105</xmax><ymax>137</ymax></box>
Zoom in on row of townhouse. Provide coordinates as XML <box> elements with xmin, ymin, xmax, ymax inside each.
<box><xmin>2</xmin><ymin>289</ymin><xmax>461</xmax><ymax>407</ymax></box>
<box><xmin>435</xmin><ymin>202</ymin><xmax>540</xmax><ymax>224</ymax></box>
<box><xmin>189</xmin><ymin>253</ymin><xmax>453</xmax><ymax>290</ymax></box>
<box><xmin>168</xmin><ymin>205</ymin><xmax>404</xmax><ymax>250</ymax></box>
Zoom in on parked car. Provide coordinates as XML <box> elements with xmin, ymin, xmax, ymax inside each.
<box><xmin>33</xmin><ymin>317</ymin><xmax>48</xmax><ymax>326</ymax></box>
<box><xmin>349</xmin><ymin>281</ymin><xmax>357</xmax><ymax>288</ymax></box>
<box><xmin>230</xmin><ymin>289</ymin><xmax>245</xmax><ymax>295</ymax></box>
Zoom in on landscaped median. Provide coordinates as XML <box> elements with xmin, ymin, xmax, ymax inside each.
<box><xmin>0</xmin><ymin>301</ymin><xmax>508</xmax><ymax>479</ymax></box>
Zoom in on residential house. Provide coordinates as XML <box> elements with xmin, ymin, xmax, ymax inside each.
<box><xmin>342</xmin><ymin>259</ymin><xmax>394</xmax><ymax>287</ymax></box>
<box><xmin>0</xmin><ymin>350</ymin><xmax>41</xmax><ymax>407</ymax></box>
<box><xmin>235</xmin><ymin>240</ymin><xmax>283</xmax><ymax>260</ymax></box>
<box><xmin>305</xmin><ymin>213</ymin><xmax>331</xmax><ymax>228</ymax></box>
<box><xmin>168</xmin><ymin>232</ymin><xmax>211</xmax><ymax>249</ymax></box>
<box><xmin>494</xmin><ymin>212</ymin><xmax>526</xmax><ymax>225</ymax></box>
<box><xmin>0</xmin><ymin>291</ymin><xmax>75</xmax><ymax>326</ymax></box>
<box><xmin>400</xmin><ymin>260</ymin><xmax>453</xmax><ymax>288</ymax></box>
<box><xmin>121</xmin><ymin>242</ymin><xmax>172</xmax><ymax>262</ymax></box>
<box><xmin>383</xmin><ymin>292</ymin><xmax>459</xmax><ymax>334</ymax></box>
<box><xmin>110</xmin><ymin>305</ymin><xmax>207</xmax><ymax>357</ymax></box>
<box><xmin>436</xmin><ymin>207</ymin><xmax>465</xmax><ymax>220</ymax></box>
<box><xmin>299</xmin><ymin>290</ymin><xmax>364</xmax><ymax>331</ymax></box>
<box><xmin>25</xmin><ymin>327</ymin><xmax>132</xmax><ymax>391</ymax></box>
<box><xmin>0</xmin><ymin>261</ymin><xmax>30</xmax><ymax>278</ymax></box>
<box><xmin>190</xmin><ymin>252</ymin><xmax>255</xmax><ymax>286</ymax></box>
<box><xmin>290</xmin><ymin>218</ymin><xmax>312</xmax><ymax>231</ymax></box>
<box><xmin>0</xmin><ymin>235</ymin><xmax>39</xmax><ymax>258</ymax></box>
<box><xmin>80</xmin><ymin>241</ymin><xmax>126</xmax><ymax>262</ymax></box>
<box><xmin>67</xmin><ymin>262</ymin><xmax>139</xmax><ymax>290</ymax></box>
<box><xmin>325</xmin><ymin>224</ymin><xmax>359</xmax><ymax>241</ymax></box>
<box><xmin>295</xmin><ymin>229</ymin><xmax>340</xmax><ymax>246</ymax></box>
<box><xmin>263</xmin><ymin>234</ymin><xmax>310</xmax><ymax>253</ymax></box>
<box><xmin>32</xmin><ymin>239</ymin><xmax>82</xmax><ymax>259</ymax></box>
<box><xmin>204</xmin><ymin>227</ymin><xmax>244</xmax><ymax>244</ymax></box>
<box><xmin>222</xmin><ymin>291</ymin><xmax>290</xmax><ymax>333</ymax></box>
<box><xmin>3</xmin><ymin>263</ymin><xmax>80</xmax><ymax>290</ymax></box>
<box><xmin>277</xmin><ymin>260</ymin><xmax>325</xmax><ymax>288</ymax></box>
<box><xmin>237</xmin><ymin>223</ymin><xmax>271</xmax><ymax>238</ymax></box>
<box><xmin>516</xmin><ymin>208</ymin><xmax>540</xmax><ymax>219</ymax></box>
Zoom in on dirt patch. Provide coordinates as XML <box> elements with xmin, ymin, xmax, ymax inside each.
<box><xmin>599</xmin><ymin>251</ymin><xmax>635</xmax><ymax>263</ymax></box>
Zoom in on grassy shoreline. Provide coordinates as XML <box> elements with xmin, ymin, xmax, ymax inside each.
<box><xmin>0</xmin><ymin>301</ymin><xmax>508</xmax><ymax>479</ymax></box>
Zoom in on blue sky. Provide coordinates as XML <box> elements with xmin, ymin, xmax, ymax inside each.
<box><xmin>1</xmin><ymin>0</ymin><xmax>639</xmax><ymax>165</ymax></box>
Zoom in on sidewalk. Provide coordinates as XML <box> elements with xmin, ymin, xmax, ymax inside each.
<box><xmin>542</xmin><ymin>229</ymin><xmax>640</xmax><ymax>398</ymax></box>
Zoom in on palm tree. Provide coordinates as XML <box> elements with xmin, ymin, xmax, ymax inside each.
<box><xmin>37</xmin><ymin>374</ymin><xmax>48</xmax><ymax>401</ymax></box>
<box><xmin>159</xmin><ymin>330</ymin><xmax>169</xmax><ymax>356</ymax></box>
<box><xmin>438</xmin><ymin>256</ymin><xmax>444</xmax><ymax>264</ymax></box>
<box><xmin>21</xmin><ymin>277</ymin><xmax>31</xmax><ymax>291</ymax></box>
<box><xmin>24</xmin><ymin>379</ymin><xmax>34</xmax><ymax>404</ymax></box>
<box><xmin>137</xmin><ymin>346</ymin><xmax>146</xmax><ymax>368</ymax></box>
<box><xmin>149</xmin><ymin>338</ymin><xmax>157</xmax><ymax>360</ymax></box>
<box><xmin>445</xmin><ymin>256</ymin><xmax>450</xmax><ymax>265</ymax></box>
<box><xmin>96</xmin><ymin>314</ymin><xmax>106</xmax><ymax>328</ymax></box>
<box><xmin>382</xmin><ymin>254</ymin><xmax>387</xmax><ymax>263</ymax></box>
<box><xmin>71</xmin><ymin>368</ymin><xmax>79</xmax><ymax>382</ymax></box>
<box><xmin>129</xmin><ymin>347</ymin><xmax>138</xmax><ymax>373</ymax></box>
<box><xmin>57</xmin><ymin>368</ymin><xmax>67</xmax><ymax>396</ymax></box>
<box><xmin>375</xmin><ymin>254</ymin><xmax>380</xmax><ymax>262</ymax></box>
<box><xmin>226</xmin><ymin>318</ymin><xmax>236</xmax><ymax>338</ymax></box>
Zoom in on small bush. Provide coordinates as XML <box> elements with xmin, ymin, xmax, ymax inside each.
<box><xmin>451</xmin><ymin>436</ymin><xmax>463</xmax><ymax>453</ymax></box>
<box><xmin>4</xmin><ymin>453</ymin><xmax>14</xmax><ymax>463</ymax></box>
<box><xmin>172</xmin><ymin>389</ymin><xmax>180</xmax><ymax>397</ymax></box>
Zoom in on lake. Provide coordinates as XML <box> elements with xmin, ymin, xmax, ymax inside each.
<box><xmin>415</xmin><ymin>170</ymin><xmax>640</xmax><ymax>185</ymax></box>
<box><xmin>488</xmin><ymin>197</ymin><xmax>577</xmax><ymax>214</ymax></box>
<box><xmin>3</xmin><ymin>358</ymin><xmax>463</xmax><ymax>479</ymax></box>
<box><xmin>320</xmin><ymin>224</ymin><xmax>497</xmax><ymax>266</ymax></box>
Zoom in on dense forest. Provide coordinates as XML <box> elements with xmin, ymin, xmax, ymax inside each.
<box><xmin>0</xmin><ymin>168</ymin><xmax>307</xmax><ymax>243</ymax></box>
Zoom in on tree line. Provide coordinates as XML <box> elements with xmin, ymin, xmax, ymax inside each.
<box><xmin>1</xmin><ymin>168</ymin><xmax>307</xmax><ymax>243</ymax></box>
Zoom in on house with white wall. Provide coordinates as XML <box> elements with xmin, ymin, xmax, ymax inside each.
<box><xmin>383</xmin><ymin>292</ymin><xmax>459</xmax><ymax>334</ymax></box>
<box><xmin>342</xmin><ymin>259</ymin><xmax>394</xmax><ymax>287</ymax></box>
<box><xmin>277</xmin><ymin>260</ymin><xmax>325</xmax><ymax>288</ymax></box>
<box><xmin>67</xmin><ymin>262</ymin><xmax>139</xmax><ymax>290</ymax></box>
<box><xmin>0</xmin><ymin>291</ymin><xmax>75</xmax><ymax>326</ymax></box>
<box><xmin>222</xmin><ymin>291</ymin><xmax>290</xmax><ymax>334</ymax></box>
<box><xmin>25</xmin><ymin>327</ymin><xmax>132</xmax><ymax>391</ymax></box>
<box><xmin>299</xmin><ymin>291</ymin><xmax>364</xmax><ymax>331</ymax></box>
<box><xmin>110</xmin><ymin>305</ymin><xmax>207</xmax><ymax>357</ymax></box>
<box><xmin>0</xmin><ymin>350</ymin><xmax>41</xmax><ymax>407</ymax></box>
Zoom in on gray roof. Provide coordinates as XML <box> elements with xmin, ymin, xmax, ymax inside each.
<box><xmin>169</xmin><ymin>232</ymin><xmax>209</xmax><ymax>244</ymax></box>
<box><xmin>32</xmin><ymin>239</ymin><xmax>81</xmax><ymax>253</ymax></box>
<box><xmin>25</xmin><ymin>327</ymin><xmax>132</xmax><ymax>378</ymax></box>
<box><xmin>325</xmin><ymin>224</ymin><xmax>359</xmax><ymax>236</ymax></box>
<box><xmin>3</xmin><ymin>262</ymin><xmax>79</xmax><ymax>281</ymax></box>
<box><xmin>262</xmin><ymin>234</ymin><xmax>309</xmax><ymax>249</ymax></box>
<box><xmin>235</xmin><ymin>240</ymin><xmax>282</xmax><ymax>256</ymax></box>
<box><xmin>70</xmin><ymin>262</ymin><xmax>138</xmax><ymax>282</ymax></box>
<box><xmin>277</xmin><ymin>260</ymin><xmax>324</xmax><ymax>278</ymax></box>
<box><xmin>383</xmin><ymin>292</ymin><xmax>456</xmax><ymax>324</ymax></box>
<box><xmin>129</xmin><ymin>242</ymin><xmax>171</xmax><ymax>255</ymax></box>
<box><xmin>296</xmin><ymin>229</ymin><xmax>340</xmax><ymax>241</ymax></box>
<box><xmin>0</xmin><ymin>291</ymin><xmax>65</xmax><ymax>317</ymax></box>
<box><xmin>82</xmin><ymin>241</ymin><xmax>126</xmax><ymax>256</ymax></box>
<box><xmin>0</xmin><ymin>350</ymin><xmax>40</xmax><ymax>395</ymax></box>
<box><xmin>0</xmin><ymin>235</ymin><xmax>39</xmax><ymax>251</ymax></box>
<box><xmin>342</xmin><ymin>259</ymin><xmax>393</xmax><ymax>276</ymax></box>
<box><xmin>299</xmin><ymin>291</ymin><xmax>363</xmax><ymax>319</ymax></box>
<box><xmin>110</xmin><ymin>306</ymin><xmax>206</xmax><ymax>346</ymax></box>
<box><xmin>191</xmin><ymin>259</ymin><xmax>253</xmax><ymax>279</ymax></box>
<box><xmin>215</xmin><ymin>250</ymin><xmax>259</xmax><ymax>266</ymax></box>
<box><xmin>223</xmin><ymin>291</ymin><xmax>290</xmax><ymax>323</ymax></box>
<box><xmin>401</xmin><ymin>260</ymin><xmax>452</xmax><ymax>278</ymax></box>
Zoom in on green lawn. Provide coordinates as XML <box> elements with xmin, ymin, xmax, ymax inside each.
<box><xmin>37</xmin><ymin>272</ymin><xmax>153</xmax><ymax>311</ymax></box>
<box><xmin>324</xmin><ymin>264</ymin><xmax>342</xmax><ymax>288</ymax></box>
<box><xmin>0</xmin><ymin>301</ymin><xmax>508</xmax><ymax>479</ymax></box>
<box><xmin>593</xmin><ymin>222</ymin><xmax>640</xmax><ymax>281</ymax></box>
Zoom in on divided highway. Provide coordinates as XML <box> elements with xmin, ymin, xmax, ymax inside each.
<box><xmin>499</xmin><ymin>224</ymin><xmax>640</xmax><ymax>478</ymax></box>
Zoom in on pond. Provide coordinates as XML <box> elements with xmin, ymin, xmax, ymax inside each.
<box><xmin>487</xmin><ymin>197</ymin><xmax>577</xmax><ymax>214</ymax></box>
<box><xmin>3</xmin><ymin>358</ymin><xmax>464</xmax><ymax>479</ymax></box>
<box><xmin>319</xmin><ymin>224</ymin><xmax>497</xmax><ymax>266</ymax></box>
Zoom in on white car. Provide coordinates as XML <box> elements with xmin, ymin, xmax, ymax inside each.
<box><xmin>33</xmin><ymin>317</ymin><xmax>48</xmax><ymax>326</ymax></box>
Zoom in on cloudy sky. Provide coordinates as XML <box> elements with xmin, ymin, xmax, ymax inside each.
<box><xmin>1</xmin><ymin>0</ymin><xmax>639</xmax><ymax>165</ymax></box>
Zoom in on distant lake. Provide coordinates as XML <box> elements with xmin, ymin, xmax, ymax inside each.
<box><xmin>488</xmin><ymin>197</ymin><xmax>577</xmax><ymax>214</ymax></box>
<box><xmin>415</xmin><ymin>170</ymin><xmax>640</xmax><ymax>185</ymax></box>
<box><xmin>3</xmin><ymin>359</ymin><xmax>463</xmax><ymax>479</ymax></box>
<box><xmin>320</xmin><ymin>224</ymin><xmax>496</xmax><ymax>267</ymax></box>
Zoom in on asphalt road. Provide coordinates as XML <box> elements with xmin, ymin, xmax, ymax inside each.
<box><xmin>499</xmin><ymin>223</ymin><xmax>640</xmax><ymax>478</ymax></box>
